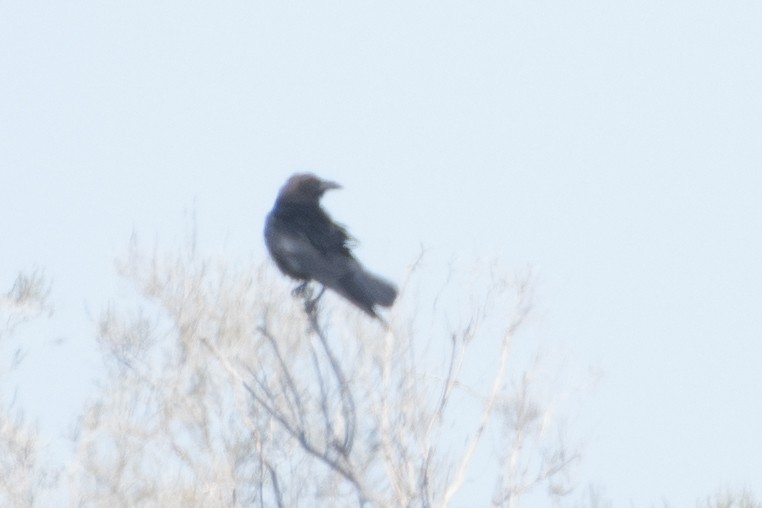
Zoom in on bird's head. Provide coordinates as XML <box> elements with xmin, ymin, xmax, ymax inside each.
<box><xmin>276</xmin><ymin>173</ymin><xmax>341</xmax><ymax>205</ymax></box>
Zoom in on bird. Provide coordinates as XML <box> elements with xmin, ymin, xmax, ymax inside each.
<box><xmin>264</xmin><ymin>173</ymin><xmax>398</xmax><ymax>318</ymax></box>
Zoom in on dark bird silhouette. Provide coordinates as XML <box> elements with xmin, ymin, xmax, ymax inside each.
<box><xmin>265</xmin><ymin>173</ymin><xmax>397</xmax><ymax>318</ymax></box>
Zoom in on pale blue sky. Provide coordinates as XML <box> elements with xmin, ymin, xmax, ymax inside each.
<box><xmin>2</xmin><ymin>1</ymin><xmax>761</xmax><ymax>505</ymax></box>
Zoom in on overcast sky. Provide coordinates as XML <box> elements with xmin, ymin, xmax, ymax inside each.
<box><xmin>2</xmin><ymin>1</ymin><xmax>761</xmax><ymax>506</ymax></box>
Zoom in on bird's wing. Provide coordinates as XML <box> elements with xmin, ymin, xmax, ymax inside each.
<box><xmin>275</xmin><ymin>204</ymin><xmax>353</xmax><ymax>256</ymax></box>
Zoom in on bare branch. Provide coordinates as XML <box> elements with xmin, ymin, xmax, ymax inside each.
<box><xmin>441</xmin><ymin>287</ymin><xmax>532</xmax><ymax>507</ymax></box>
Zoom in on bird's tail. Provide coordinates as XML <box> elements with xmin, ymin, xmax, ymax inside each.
<box><xmin>338</xmin><ymin>267</ymin><xmax>397</xmax><ymax>317</ymax></box>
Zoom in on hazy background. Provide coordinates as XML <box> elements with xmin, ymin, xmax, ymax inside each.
<box><xmin>2</xmin><ymin>1</ymin><xmax>761</xmax><ymax>505</ymax></box>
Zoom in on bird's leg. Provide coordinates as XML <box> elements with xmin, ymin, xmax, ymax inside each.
<box><xmin>304</xmin><ymin>286</ymin><xmax>326</xmax><ymax>316</ymax></box>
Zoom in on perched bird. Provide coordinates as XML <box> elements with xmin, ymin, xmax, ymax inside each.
<box><xmin>265</xmin><ymin>173</ymin><xmax>397</xmax><ymax>318</ymax></box>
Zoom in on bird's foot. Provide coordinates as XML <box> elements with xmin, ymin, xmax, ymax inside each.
<box><xmin>304</xmin><ymin>286</ymin><xmax>326</xmax><ymax>317</ymax></box>
<box><xmin>292</xmin><ymin>282</ymin><xmax>310</xmax><ymax>298</ymax></box>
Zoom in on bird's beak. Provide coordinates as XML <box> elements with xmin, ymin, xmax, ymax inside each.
<box><xmin>320</xmin><ymin>180</ymin><xmax>342</xmax><ymax>192</ymax></box>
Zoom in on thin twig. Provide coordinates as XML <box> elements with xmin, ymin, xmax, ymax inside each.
<box><xmin>440</xmin><ymin>301</ymin><xmax>531</xmax><ymax>507</ymax></box>
<box><xmin>307</xmin><ymin>312</ymin><xmax>356</xmax><ymax>456</ymax></box>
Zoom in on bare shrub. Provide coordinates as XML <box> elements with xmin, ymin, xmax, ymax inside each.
<box><xmin>69</xmin><ymin>238</ymin><xmax>576</xmax><ymax>507</ymax></box>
